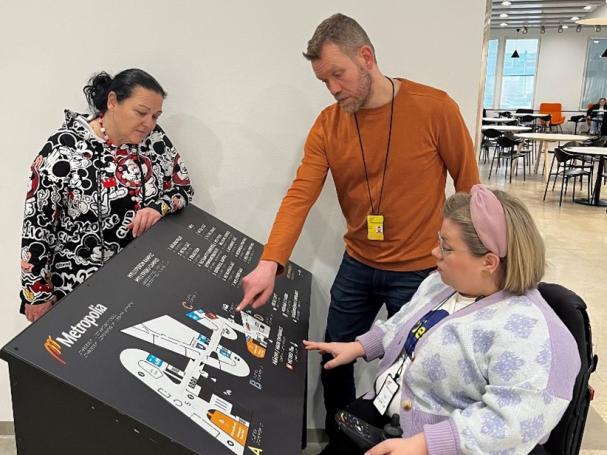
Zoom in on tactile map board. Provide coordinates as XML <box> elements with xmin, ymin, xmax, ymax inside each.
<box><xmin>2</xmin><ymin>205</ymin><xmax>311</xmax><ymax>454</ymax></box>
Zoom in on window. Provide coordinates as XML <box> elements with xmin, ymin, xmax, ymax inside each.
<box><xmin>484</xmin><ymin>39</ymin><xmax>499</xmax><ymax>108</ymax></box>
<box><xmin>500</xmin><ymin>39</ymin><xmax>539</xmax><ymax>109</ymax></box>
<box><xmin>580</xmin><ymin>38</ymin><xmax>607</xmax><ymax>109</ymax></box>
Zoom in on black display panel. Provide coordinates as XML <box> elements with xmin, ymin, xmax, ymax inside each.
<box><xmin>2</xmin><ymin>205</ymin><xmax>311</xmax><ymax>454</ymax></box>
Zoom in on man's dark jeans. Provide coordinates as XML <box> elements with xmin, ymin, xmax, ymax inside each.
<box><xmin>321</xmin><ymin>252</ymin><xmax>434</xmax><ymax>438</ymax></box>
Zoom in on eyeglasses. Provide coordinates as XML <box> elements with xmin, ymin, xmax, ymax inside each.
<box><xmin>437</xmin><ymin>232</ymin><xmax>455</xmax><ymax>257</ymax></box>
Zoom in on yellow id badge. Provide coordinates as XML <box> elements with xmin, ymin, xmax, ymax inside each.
<box><xmin>367</xmin><ymin>215</ymin><xmax>384</xmax><ymax>241</ymax></box>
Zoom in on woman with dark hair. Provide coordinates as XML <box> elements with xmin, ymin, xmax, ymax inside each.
<box><xmin>20</xmin><ymin>68</ymin><xmax>194</xmax><ymax>322</ymax></box>
<box><xmin>586</xmin><ymin>97</ymin><xmax>606</xmax><ymax>134</ymax></box>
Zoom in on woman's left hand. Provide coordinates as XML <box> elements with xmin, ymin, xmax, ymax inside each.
<box><xmin>365</xmin><ymin>433</ymin><xmax>427</xmax><ymax>455</ymax></box>
<box><xmin>128</xmin><ymin>208</ymin><xmax>162</xmax><ymax>238</ymax></box>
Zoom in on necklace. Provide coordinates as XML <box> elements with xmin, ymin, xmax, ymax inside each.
<box><xmin>98</xmin><ymin>113</ymin><xmax>116</xmax><ymax>148</ymax></box>
<box><xmin>96</xmin><ymin>112</ymin><xmax>146</xmax><ymax>211</ymax></box>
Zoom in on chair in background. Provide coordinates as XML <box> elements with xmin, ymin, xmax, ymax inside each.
<box><xmin>584</xmin><ymin>136</ymin><xmax>607</xmax><ymax>148</ymax></box>
<box><xmin>538</xmin><ymin>114</ymin><xmax>552</xmax><ymax>132</ymax></box>
<box><xmin>562</xmin><ymin>141</ymin><xmax>595</xmax><ymax>186</ymax></box>
<box><xmin>518</xmin><ymin>114</ymin><xmax>536</xmax><ymax>128</ymax></box>
<box><xmin>489</xmin><ymin>135</ymin><xmax>526</xmax><ymax>183</ymax></box>
<box><xmin>569</xmin><ymin>115</ymin><xmax>586</xmax><ymax>135</ymax></box>
<box><xmin>480</xmin><ymin>128</ymin><xmax>502</xmax><ymax>163</ymax></box>
<box><xmin>515</xmin><ymin>108</ymin><xmax>534</xmax><ymax>114</ymax></box>
<box><xmin>543</xmin><ymin>148</ymin><xmax>591</xmax><ymax>206</ymax></box>
<box><xmin>540</xmin><ymin>103</ymin><xmax>565</xmax><ymax>132</ymax></box>
<box><xmin>498</xmin><ymin>111</ymin><xmax>513</xmax><ymax>118</ymax></box>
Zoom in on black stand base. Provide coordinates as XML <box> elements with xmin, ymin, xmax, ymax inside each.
<box><xmin>8</xmin><ymin>359</ymin><xmax>194</xmax><ymax>455</ymax></box>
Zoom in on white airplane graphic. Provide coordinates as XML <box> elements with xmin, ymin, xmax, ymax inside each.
<box><xmin>120</xmin><ymin>348</ymin><xmax>249</xmax><ymax>454</ymax></box>
<box><xmin>186</xmin><ymin>309</ymin><xmax>271</xmax><ymax>359</ymax></box>
<box><xmin>122</xmin><ymin>315</ymin><xmax>250</xmax><ymax>377</ymax></box>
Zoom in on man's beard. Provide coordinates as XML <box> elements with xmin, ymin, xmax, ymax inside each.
<box><xmin>337</xmin><ymin>66</ymin><xmax>372</xmax><ymax>114</ymax></box>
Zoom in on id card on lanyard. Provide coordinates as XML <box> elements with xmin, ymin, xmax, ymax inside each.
<box><xmin>367</xmin><ymin>215</ymin><xmax>384</xmax><ymax>241</ymax></box>
<box><xmin>356</xmin><ymin>77</ymin><xmax>395</xmax><ymax>242</ymax></box>
<box><xmin>373</xmin><ymin>374</ymin><xmax>400</xmax><ymax>415</ymax></box>
<box><xmin>373</xmin><ymin>293</ymin><xmax>455</xmax><ymax>414</ymax></box>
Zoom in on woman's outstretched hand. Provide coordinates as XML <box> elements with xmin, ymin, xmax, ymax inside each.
<box><xmin>303</xmin><ymin>340</ymin><xmax>366</xmax><ymax>369</ymax></box>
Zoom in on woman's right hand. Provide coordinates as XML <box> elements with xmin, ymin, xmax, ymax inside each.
<box><xmin>24</xmin><ymin>300</ymin><xmax>54</xmax><ymax>323</ymax></box>
<box><xmin>303</xmin><ymin>340</ymin><xmax>366</xmax><ymax>369</ymax></box>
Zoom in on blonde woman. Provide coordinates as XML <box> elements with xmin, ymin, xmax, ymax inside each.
<box><xmin>306</xmin><ymin>185</ymin><xmax>580</xmax><ymax>455</ymax></box>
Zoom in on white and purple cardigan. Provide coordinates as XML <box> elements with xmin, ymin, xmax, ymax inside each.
<box><xmin>357</xmin><ymin>272</ymin><xmax>580</xmax><ymax>455</ymax></box>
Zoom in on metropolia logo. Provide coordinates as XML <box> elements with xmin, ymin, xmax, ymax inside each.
<box><xmin>42</xmin><ymin>304</ymin><xmax>108</xmax><ymax>364</ymax></box>
<box><xmin>44</xmin><ymin>336</ymin><xmax>66</xmax><ymax>365</ymax></box>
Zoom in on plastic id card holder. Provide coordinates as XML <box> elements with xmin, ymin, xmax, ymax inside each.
<box><xmin>373</xmin><ymin>374</ymin><xmax>400</xmax><ymax>415</ymax></box>
<box><xmin>367</xmin><ymin>215</ymin><xmax>384</xmax><ymax>241</ymax></box>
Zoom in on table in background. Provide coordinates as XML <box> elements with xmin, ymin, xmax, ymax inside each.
<box><xmin>482</xmin><ymin>117</ymin><xmax>517</xmax><ymax>123</ymax></box>
<box><xmin>512</xmin><ymin>113</ymin><xmax>547</xmax><ymax>118</ymax></box>
<box><xmin>514</xmin><ymin>133</ymin><xmax>591</xmax><ymax>180</ymax></box>
<box><xmin>481</xmin><ymin>125</ymin><xmax>532</xmax><ymax>132</ymax></box>
<box><xmin>564</xmin><ymin>146</ymin><xmax>607</xmax><ymax>207</ymax></box>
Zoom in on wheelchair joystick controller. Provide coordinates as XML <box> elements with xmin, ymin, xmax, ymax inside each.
<box><xmin>383</xmin><ymin>414</ymin><xmax>403</xmax><ymax>438</ymax></box>
<box><xmin>335</xmin><ymin>411</ymin><xmax>403</xmax><ymax>450</ymax></box>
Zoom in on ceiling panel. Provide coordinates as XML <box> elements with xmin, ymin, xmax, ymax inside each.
<box><xmin>491</xmin><ymin>0</ymin><xmax>606</xmax><ymax>29</ymax></box>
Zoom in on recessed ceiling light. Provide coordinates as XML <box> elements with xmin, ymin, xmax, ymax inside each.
<box><xmin>594</xmin><ymin>40</ymin><xmax>600</xmax><ymax>43</ymax></box>
<box><xmin>500</xmin><ymin>22</ymin><xmax>508</xmax><ymax>27</ymax></box>
<box><xmin>501</xmin><ymin>1</ymin><xmax>512</xmax><ymax>5</ymax></box>
<box><xmin>571</xmin><ymin>16</ymin><xmax>580</xmax><ymax>21</ymax></box>
<box><xmin>500</xmin><ymin>13</ymin><xmax>509</xmax><ymax>18</ymax></box>
<box><xmin>562</xmin><ymin>25</ymin><xmax>569</xmax><ymax>29</ymax></box>
<box><xmin>584</xmin><ymin>5</ymin><xmax>592</xmax><ymax>10</ymax></box>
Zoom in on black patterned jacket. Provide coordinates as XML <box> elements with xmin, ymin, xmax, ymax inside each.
<box><xmin>20</xmin><ymin>110</ymin><xmax>194</xmax><ymax>313</ymax></box>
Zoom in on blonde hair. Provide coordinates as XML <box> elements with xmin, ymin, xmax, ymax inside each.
<box><xmin>443</xmin><ymin>190</ymin><xmax>545</xmax><ymax>295</ymax></box>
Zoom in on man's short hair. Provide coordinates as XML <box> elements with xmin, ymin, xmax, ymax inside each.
<box><xmin>303</xmin><ymin>13</ymin><xmax>376</xmax><ymax>61</ymax></box>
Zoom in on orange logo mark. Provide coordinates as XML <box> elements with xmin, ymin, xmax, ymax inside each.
<box><xmin>44</xmin><ymin>336</ymin><xmax>66</xmax><ymax>365</ymax></box>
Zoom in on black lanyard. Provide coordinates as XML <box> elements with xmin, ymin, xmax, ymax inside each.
<box><xmin>354</xmin><ymin>77</ymin><xmax>395</xmax><ymax>215</ymax></box>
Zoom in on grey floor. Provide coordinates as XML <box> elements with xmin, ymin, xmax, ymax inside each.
<box><xmin>0</xmin><ymin>439</ymin><xmax>15</xmax><ymax>455</ymax></box>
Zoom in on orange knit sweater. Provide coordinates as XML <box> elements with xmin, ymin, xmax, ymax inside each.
<box><xmin>261</xmin><ymin>79</ymin><xmax>480</xmax><ymax>271</ymax></box>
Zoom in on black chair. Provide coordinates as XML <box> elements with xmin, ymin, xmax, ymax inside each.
<box><xmin>543</xmin><ymin>148</ymin><xmax>592</xmax><ymax>206</ymax></box>
<box><xmin>561</xmin><ymin>141</ymin><xmax>595</xmax><ymax>184</ymax></box>
<box><xmin>569</xmin><ymin>115</ymin><xmax>586</xmax><ymax>135</ymax></box>
<box><xmin>489</xmin><ymin>135</ymin><xmax>526</xmax><ymax>182</ymax></box>
<box><xmin>515</xmin><ymin>108</ymin><xmax>534</xmax><ymax>114</ymax></box>
<box><xmin>583</xmin><ymin>136</ymin><xmax>607</xmax><ymax>148</ymax></box>
<box><xmin>518</xmin><ymin>114</ymin><xmax>535</xmax><ymax>125</ymax></box>
<box><xmin>480</xmin><ymin>128</ymin><xmax>502</xmax><ymax>163</ymax></box>
<box><xmin>498</xmin><ymin>111</ymin><xmax>513</xmax><ymax>118</ymax></box>
<box><xmin>539</xmin><ymin>114</ymin><xmax>552</xmax><ymax>132</ymax></box>
<box><xmin>535</xmin><ymin>283</ymin><xmax>598</xmax><ymax>455</ymax></box>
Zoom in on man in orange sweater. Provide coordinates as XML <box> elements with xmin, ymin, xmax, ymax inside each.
<box><xmin>237</xmin><ymin>13</ymin><xmax>479</xmax><ymax>439</ymax></box>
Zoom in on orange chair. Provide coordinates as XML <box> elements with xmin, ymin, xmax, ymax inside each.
<box><xmin>539</xmin><ymin>103</ymin><xmax>565</xmax><ymax>131</ymax></box>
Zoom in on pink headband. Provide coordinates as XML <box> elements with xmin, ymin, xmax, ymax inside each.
<box><xmin>469</xmin><ymin>184</ymin><xmax>507</xmax><ymax>258</ymax></box>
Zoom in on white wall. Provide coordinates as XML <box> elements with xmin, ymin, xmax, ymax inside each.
<box><xmin>0</xmin><ymin>0</ymin><xmax>487</xmax><ymax>428</ymax></box>
<box><xmin>490</xmin><ymin>27</ymin><xmax>607</xmax><ymax>112</ymax></box>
